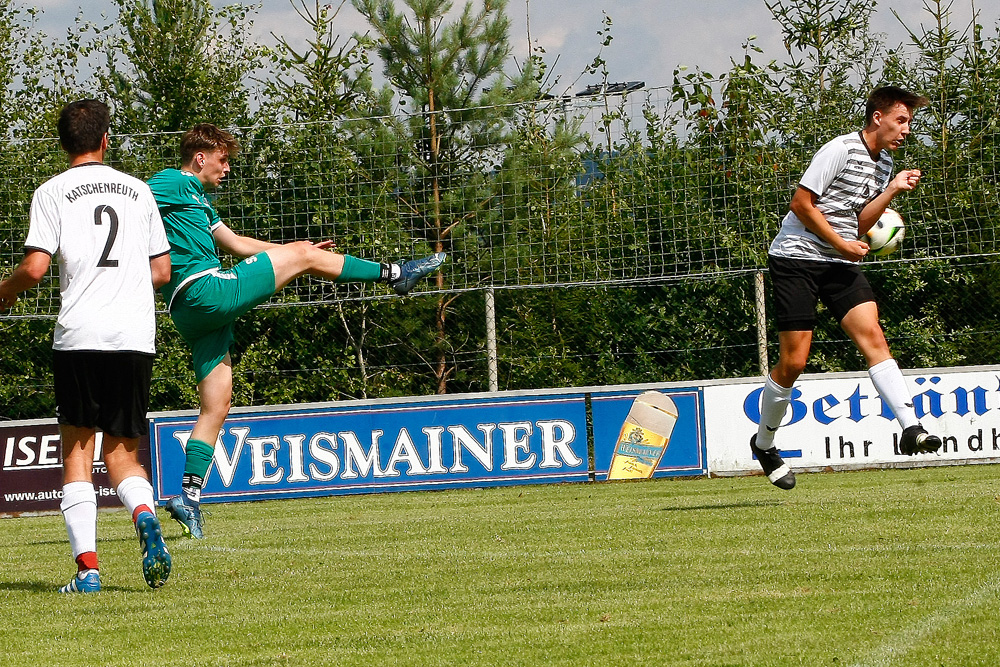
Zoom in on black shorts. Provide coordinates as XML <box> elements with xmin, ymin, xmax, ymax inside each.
<box><xmin>53</xmin><ymin>350</ymin><xmax>154</xmax><ymax>438</ymax></box>
<box><xmin>767</xmin><ymin>256</ymin><xmax>876</xmax><ymax>331</ymax></box>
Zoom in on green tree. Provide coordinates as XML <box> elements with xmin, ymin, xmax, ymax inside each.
<box><xmin>353</xmin><ymin>0</ymin><xmax>540</xmax><ymax>393</ymax></box>
<box><xmin>765</xmin><ymin>0</ymin><xmax>881</xmax><ymax>120</ymax></box>
<box><xmin>879</xmin><ymin>0</ymin><xmax>1000</xmax><ymax>367</ymax></box>
<box><xmin>251</xmin><ymin>1</ymin><xmax>410</xmax><ymax>401</ymax></box>
<box><xmin>263</xmin><ymin>0</ymin><xmax>375</xmax><ymax>123</ymax></box>
<box><xmin>96</xmin><ymin>0</ymin><xmax>266</xmax><ymax>134</ymax></box>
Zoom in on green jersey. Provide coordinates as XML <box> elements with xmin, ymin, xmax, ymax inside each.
<box><xmin>147</xmin><ymin>168</ymin><xmax>223</xmax><ymax>308</ymax></box>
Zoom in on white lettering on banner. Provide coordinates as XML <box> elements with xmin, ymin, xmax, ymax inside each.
<box><xmin>15</xmin><ymin>437</ymin><xmax>36</xmax><ymax>466</ymax></box>
<box><xmin>164</xmin><ymin>417</ymin><xmax>584</xmax><ymax>488</ymax></box>
<box><xmin>385</xmin><ymin>429</ymin><xmax>429</xmax><ymax>477</ymax></box>
<box><xmin>246</xmin><ymin>435</ymin><xmax>283</xmax><ymax>484</ymax></box>
<box><xmin>3</xmin><ymin>433</ymin><xmax>104</xmax><ymax>470</ymax></box>
<box><xmin>538</xmin><ymin>420</ymin><xmax>581</xmax><ymax>468</ymax></box>
<box><xmin>2</xmin><ymin>486</ymin><xmax>120</xmax><ymax>503</ymax></box>
<box><xmin>342</xmin><ymin>430</ymin><xmax>385</xmax><ymax>479</ymax></box>
<box><xmin>285</xmin><ymin>434</ymin><xmax>309</xmax><ymax>482</ymax></box>
<box><xmin>308</xmin><ymin>433</ymin><xmax>339</xmax><ymax>480</ymax></box>
<box><xmin>499</xmin><ymin>422</ymin><xmax>535</xmax><ymax>470</ymax></box>
<box><xmin>421</xmin><ymin>427</ymin><xmax>448</xmax><ymax>474</ymax></box>
<box><xmin>217</xmin><ymin>427</ymin><xmax>246</xmax><ymax>486</ymax></box>
<box><xmin>39</xmin><ymin>435</ymin><xmax>60</xmax><ymax>465</ymax></box>
<box><xmin>449</xmin><ymin>424</ymin><xmax>496</xmax><ymax>473</ymax></box>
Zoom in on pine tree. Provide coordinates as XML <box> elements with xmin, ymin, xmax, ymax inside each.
<box><xmin>353</xmin><ymin>0</ymin><xmax>539</xmax><ymax>393</ymax></box>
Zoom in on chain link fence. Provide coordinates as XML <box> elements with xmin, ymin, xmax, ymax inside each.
<box><xmin>2</xmin><ymin>76</ymin><xmax>999</xmax><ymax>421</ymax></box>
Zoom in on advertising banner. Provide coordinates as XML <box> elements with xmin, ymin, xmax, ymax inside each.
<box><xmin>1</xmin><ymin>422</ymin><xmax>149</xmax><ymax>515</ymax></box>
<box><xmin>704</xmin><ymin>367</ymin><xmax>1000</xmax><ymax>475</ymax></box>
<box><xmin>591</xmin><ymin>387</ymin><xmax>706</xmax><ymax>480</ymax></box>
<box><xmin>151</xmin><ymin>393</ymin><xmax>592</xmax><ymax>503</ymax></box>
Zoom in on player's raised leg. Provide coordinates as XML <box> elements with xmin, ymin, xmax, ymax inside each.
<box><xmin>841</xmin><ymin>302</ymin><xmax>941</xmax><ymax>455</ymax></box>
<box><xmin>264</xmin><ymin>241</ymin><xmax>446</xmax><ymax>295</ymax></box>
<box><xmin>387</xmin><ymin>254</ymin><xmax>448</xmax><ymax>295</ymax></box>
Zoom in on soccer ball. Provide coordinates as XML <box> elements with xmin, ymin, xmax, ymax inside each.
<box><xmin>863</xmin><ymin>208</ymin><xmax>906</xmax><ymax>256</ymax></box>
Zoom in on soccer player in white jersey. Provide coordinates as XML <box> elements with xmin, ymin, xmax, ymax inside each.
<box><xmin>752</xmin><ymin>86</ymin><xmax>942</xmax><ymax>490</ymax></box>
<box><xmin>0</xmin><ymin>99</ymin><xmax>173</xmax><ymax>592</ymax></box>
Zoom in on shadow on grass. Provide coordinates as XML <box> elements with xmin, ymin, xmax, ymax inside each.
<box><xmin>660</xmin><ymin>499</ymin><xmax>782</xmax><ymax>512</ymax></box>
<box><xmin>24</xmin><ymin>535</ymin><xmax>130</xmax><ymax>547</ymax></box>
<box><xmin>0</xmin><ymin>579</ymin><xmax>135</xmax><ymax>593</ymax></box>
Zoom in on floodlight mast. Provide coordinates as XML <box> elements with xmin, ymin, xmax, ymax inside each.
<box><xmin>575</xmin><ymin>81</ymin><xmax>646</xmax><ymax>97</ymax></box>
<box><xmin>561</xmin><ymin>81</ymin><xmax>645</xmax><ymax>122</ymax></box>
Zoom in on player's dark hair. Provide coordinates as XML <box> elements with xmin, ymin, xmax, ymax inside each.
<box><xmin>865</xmin><ymin>86</ymin><xmax>929</xmax><ymax>125</ymax></box>
<box><xmin>57</xmin><ymin>99</ymin><xmax>110</xmax><ymax>156</ymax></box>
<box><xmin>180</xmin><ymin>123</ymin><xmax>240</xmax><ymax>164</ymax></box>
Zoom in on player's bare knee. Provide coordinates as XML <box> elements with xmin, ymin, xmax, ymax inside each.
<box><xmin>272</xmin><ymin>240</ymin><xmax>311</xmax><ymax>263</ymax></box>
<box><xmin>775</xmin><ymin>356</ymin><xmax>807</xmax><ymax>382</ymax></box>
<box><xmin>291</xmin><ymin>241</ymin><xmax>324</xmax><ymax>269</ymax></box>
<box><xmin>200</xmin><ymin>395</ymin><xmax>231</xmax><ymax>421</ymax></box>
<box><xmin>854</xmin><ymin>324</ymin><xmax>889</xmax><ymax>354</ymax></box>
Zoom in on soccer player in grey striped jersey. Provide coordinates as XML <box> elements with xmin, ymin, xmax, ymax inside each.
<box><xmin>752</xmin><ymin>86</ymin><xmax>941</xmax><ymax>490</ymax></box>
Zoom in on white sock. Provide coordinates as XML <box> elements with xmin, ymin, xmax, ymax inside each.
<box><xmin>182</xmin><ymin>486</ymin><xmax>202</xmax><ymax>504</ymax></box>
<box><xmin>756</xmin><ymin>375</ymin><xmax>792</xmax><ymax>449</ymax></box>
<box><xmin>869</xmin><ymin>358</ymin><xmax>919</xmax><ymax>429</ymax></box>
<box><xmin>60</xmin><ymin>481</ymin><xmax>97</xmax><ymax>560</ymax></box>
<box><xmin>116</xmin><ymin>476</ymin><xmax>155</xmax><ymax>519</ymax></box>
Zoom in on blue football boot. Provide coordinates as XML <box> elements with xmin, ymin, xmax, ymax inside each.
<box><xmin>165</xmin><ymin>495</ymin><xmax>205</xmax><ymax>539</ymax></box>
<box><xmin>136</xmin><ymin>510</ymin><xmax>171</xmax><ymax>588</ymax></box>
<box><xmin>59</xmin><ymin>570</ymin><xmax>101</xmax><ymax>594</ymax></box>
<box><xmin>389</xmin><ymin>252</ymin><xmax>447</xmax><ymax>295</ymax></box>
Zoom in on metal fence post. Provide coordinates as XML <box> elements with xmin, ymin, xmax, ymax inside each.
<box><xmin>755</xmin><ymin>271</ymin><xmax>768</xmax><ymax>377</ymax></box>
<box><xmin>485</xmin><ymin>287</ymin><xmax>499</xmax><ymax>392</ymax></box>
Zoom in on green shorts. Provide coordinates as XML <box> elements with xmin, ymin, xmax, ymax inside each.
<box><xmin>170</xmin><ymin>253</ymin><xmax>276</xmax><ymax>382</ymax></box>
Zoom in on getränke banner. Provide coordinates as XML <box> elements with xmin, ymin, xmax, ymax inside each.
<box><xmin>703</xmin><ymin>367</ymin><xmax>1000</xmax><ymax>475</ymax></box>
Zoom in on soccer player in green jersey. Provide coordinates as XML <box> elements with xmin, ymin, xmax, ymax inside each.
<box><xmin>149</xmin><ymin>123</ymin><xmax>445</xmax><ymax>538</ymax></box>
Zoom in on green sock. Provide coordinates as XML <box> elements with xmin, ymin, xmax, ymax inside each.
<box><xmin>183</xmin><ymin>438</ymin><xmax>215</xmax><ymax>487</ymax></box>
<box><xmin>336</xmin><ymin>255</ymin><xmax>388</xmax><ymax>283</ymax></box>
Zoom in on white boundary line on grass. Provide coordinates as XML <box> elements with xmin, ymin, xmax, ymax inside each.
<box><xmin>848</xmin><ymin>575</ymin><xmax>1000</xmax><ymax>667</ymax></box>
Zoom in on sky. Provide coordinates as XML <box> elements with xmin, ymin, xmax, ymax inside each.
<box><xmin>27</xmin><ymin>0</ymin><xmax>1000</xmax><ymax>96</ymax></box>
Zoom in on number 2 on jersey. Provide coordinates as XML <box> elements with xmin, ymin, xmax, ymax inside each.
<box><xmin>94</xmin><ymin>204</ymin><xmax>119</xmax><ymax>267</ymax></box>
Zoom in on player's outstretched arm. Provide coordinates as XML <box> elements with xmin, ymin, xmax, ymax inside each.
<box><xmin>212</xmin><ymin>224</ymin><xmax>280</xmax><ymax>258</ymax></box>
<box><xmin>0</xmin><ymin>250</ymin><xmax>52</xmax><ymax>311</ymax></box>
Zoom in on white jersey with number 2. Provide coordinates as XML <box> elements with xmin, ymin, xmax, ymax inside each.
<box><xmin>24</xmin><ymin>163</ymin><xmax>170</xmax><ymax>353</ymax></box>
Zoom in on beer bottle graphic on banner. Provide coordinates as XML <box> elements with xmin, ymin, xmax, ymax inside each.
<box><xmin>607</xmin><ymin>391</ymin><xmax>679</xmax><ymax>480</ymax></box>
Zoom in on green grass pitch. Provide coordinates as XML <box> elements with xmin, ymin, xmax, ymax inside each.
<box><xmin>2</xmin><ymin>465</ymin><xmax>1000</xmax><ymax>666</ymax></box>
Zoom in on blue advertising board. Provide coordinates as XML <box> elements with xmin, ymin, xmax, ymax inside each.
<box><xmin>591</xmin><ymin>388</ymin><xmax>707</xmax><ymax>480</ymax></box>
<box><xmin>151</xmin><ymin>394</ymin><xmax>591</xmax><ymax>503</ymax></box>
